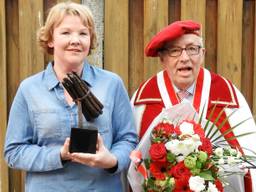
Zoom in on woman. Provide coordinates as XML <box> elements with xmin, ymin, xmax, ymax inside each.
<box><xmin>4</xmin><ymin>2</ymin><xmax>137</xmax><ymax>192</ymax></box>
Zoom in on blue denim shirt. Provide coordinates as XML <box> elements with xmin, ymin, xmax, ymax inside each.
<box><xmin>4</xmin><ymin>62</ymin><xmax>138</xmax><ymax>192</ymax></box>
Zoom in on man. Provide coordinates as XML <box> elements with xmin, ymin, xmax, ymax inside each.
<box><xmin>131</xmin><ymin>20</ymin><xmax>256</xmax><ymax>191</ymax></box>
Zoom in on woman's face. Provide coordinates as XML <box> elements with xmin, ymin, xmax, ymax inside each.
<box><xmin>48</xmin><ymin>15</ymin><xmax>91</xmax><ymax>70</ymax></box>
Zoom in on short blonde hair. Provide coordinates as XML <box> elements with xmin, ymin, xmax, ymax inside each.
<box><xmin>37</xmin><ymin>2</ymin><xmax>97</xmax><ymax>55</ymax></box>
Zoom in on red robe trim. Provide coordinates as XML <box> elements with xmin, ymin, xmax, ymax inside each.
<box><xmin>134</xmin><ymin>68</ymin><xmax>240</xmax><ymax>135</ymax></box>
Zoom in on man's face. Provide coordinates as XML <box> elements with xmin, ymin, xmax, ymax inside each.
<box><xmin>159</xmin><ymin>34</ymin><xmax>205</xmax><ymax>90</ymax></box>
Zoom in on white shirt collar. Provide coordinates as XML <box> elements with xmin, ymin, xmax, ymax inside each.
<box><xmin>173</xmin><ymin>83</ymin><xmax>195</xmax><ymax>95</ymax></box>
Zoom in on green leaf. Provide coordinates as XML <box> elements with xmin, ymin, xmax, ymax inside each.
<box><xmin>196</xmin><ymin>161</ymin><xmax>203</xmax><ymax>169</ymax></box>
<box><xmin>198</xmin><ymin>171</ymin><xmax>215</xmax><ymax>181</ymax></box>
<box><xmin>152</xmin><ymin>137</ymin><xmax>163</xmax><ymax>143</ymax></box>
<box><xmin>167</xmin><ymin>152</ymin><xmax>176</xmax><ymax>163</ymax></box>
<box><xmin>198</xmin><ymin>102</ymin><xmax>207</xmax><ymax>124</ymax></box>
<box><xmin>225</xmin><ymin>132</ymin><xmax>256</xmax><ymax>141</ymax></box>
<box><xmin>203</xmin><ymin>103</ymin><xmax>217</xmax><ymax>134</ymax></box>
<box><xmin>144</xmin><ymin>159</ymin><xmax>151</xmax><ymax>169</ymax></box>
<box><xmin>211</xmin><ymin>117</ymin><xmax>253</xmax><ymax>143</ymax></box>
<box><xmin>239</xmin><ymin>147</ymin><xmax>256</xmax><ymax>156</ymax></box>
<box><xmin>207</xmin><ymin>106</ymin><xmax>227</xmax><ymax>139</ymax></box>
<box><xmin>145</xmin><ymin>178</ymin><xmax>155</xmax><ymax>190</ymax></box>
<box><xmin>208</xmin><ymin>109</ymin><xmax>238</xmax><ymax>141</ymax></box>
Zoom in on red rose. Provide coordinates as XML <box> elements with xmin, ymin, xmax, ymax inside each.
<box><xmin>149</xmin><ymin>162</ymin><xmax>166</xmax><ymax>180</ymax></box>
<box><xmin>174</xmin><ymin>126</ymin><xmax>182</xmax><ymax>135</ymax></box>
<box><xmin>173</xmin><ymin>189</ymin><xmax>192</xmax><ymax>192</ymax></box>
<box><xmin>168</xmin><ymin>161</ymin><xmax>191</xmax><ymax>179</ymax></box>
<box><xmin>173</xmin><ymin>188</ymin><xmax>192</xmax><ymax>192</ymax></box>
<box><xmin>162</xmin><ymin>122</ymin><xmax>175</xmax><ymax>136</ymax></box>
<box><xmin>173</xmin><ymin>175</ymin><xmax>192</xmax><ymax>192</ymax></box>
<box><xmin>153</xmin><ymin>122</ymin><xmax>177</xmax><ymax>137</ymax></box>
<box><xmin>149</xmin><ymin>143</ymin><xmax>167</xmax><ymax>163</ymax></box>
<box><xmin>215</xmin><ymin>179</ymin><xmax>224</xmax><ymax>192</ymax></box>
<box><xmin>199</xmin><ymin>138</ymin><xmax>213</xmax><ymax>155</ymax></box>
<box><xmin>192</xmin><ymin>122</ymin><xmax>205</xmax><ymax>138</ymax></box>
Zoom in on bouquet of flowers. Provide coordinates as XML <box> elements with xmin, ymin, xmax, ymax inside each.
<box><xmin>128</xmin><ymin>102</ymin><xmax>256</xmax><ymax>192</ymax></box>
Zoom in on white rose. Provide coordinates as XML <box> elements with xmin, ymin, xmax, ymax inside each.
<box><xmin>191</xmin><ymin>134</ymin><xmax>202</xmax><ymax>149</ymax></box>
<box><xmin>179</xmin><ymin>122</ymin><xmax>194</xmax><ymax>135</ymax></box>
<box><xmin>207</xmin><ymin>182</ymin><xmax>219</xmax><ymax>192</ymax></box>
<box><xmin>165</xmin><ymin>140</ymin><xmax>180</xmax><ymax>155</ymax></box>
<box><xmin>214</xmin><ymin>148</ymin><xmax>223</xmax><ymax>157</ymax></box>
<box><xmin>165</xmin><ymin>138</ymin><xmax>197</xmax><ymax>162</ymax></box>
<box><xmin>189</xmin><ymin>176</ymin><xmax>206</xmax><ymax>192</ymax></box>
<box><xmin>165</xmin><ymin>140</ymin><xmax>186</xmax><ymax>162</ymax></box>
<box><xmin>182</xmin><ymin>137</ymin><xmax>201</xmax><ymax>156</ymax></box>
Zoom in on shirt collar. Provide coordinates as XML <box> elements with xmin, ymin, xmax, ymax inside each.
<box><xmin>44</xmin><ymin>61</ymin><xmax>93</xmax><ymax>91</ymax></box>
<box><xmin>44</xmin><ymin>62</ymin><xmax>60</xmax><ymax>90</ymax></box>
<box><xmin>173</xmin><ymin>83</ymin><xmax>195</xmax><ymax>95</ymax></box>
<box><xmin>80</xmin><ymin>61</ymin><xmax>93</xmax><ymax>87</ymax></box>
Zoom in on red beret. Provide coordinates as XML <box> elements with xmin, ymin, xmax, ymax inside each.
<box><xmin>145</xmin><ymin>20</ymin><xmax>201</xmax><ymax>57</ymax></box>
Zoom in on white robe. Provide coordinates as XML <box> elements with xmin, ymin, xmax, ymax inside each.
<box><xmin>131</xmin><ymin>68</ymin><xmax>256</xmax><ymax>192</ymax></box>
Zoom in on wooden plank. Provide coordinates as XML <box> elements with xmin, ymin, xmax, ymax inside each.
<box><xmin>0</xmin><ymin>0</ymin><xmax>9</xmax><ymax>191</ymax></box>
<box><xmin>253</xmin><ymin>1</ymin><xmax>256</xmax><ymax>116</ymax></box>
<box><xmin>144</xmin><ymin>0</ymin><xmax>169</xmax><ymax>80</ymax></box>
<box><xmin>129</xmin><ymin>0</ymin><xmax>144</xmax><ymax>96</ymax></box>
<box><xmin>217</xmin><ymin>0</ymin><xmax>243</xmax><ymax>89</ymax></box>
<box><xmin>205</xmin><ymin>0</ymin><xmax>217</xmax><ymax>72</ymax></box>
<box><xmin>45</xmin><ymin>0</ymin><xmax>57</xmax><ymax>11</ymax></box>
<box><xmin>6</xmin><ymin>1</ymin><xmax>45</xmax><ymax>191</ymax></box>
<box><xmin>18</xmin><ymin>0</ymin><xmax>44</xmax><ymax>80</ymax></box>
<box><xmin>6</xmin><ymin>0</ymin><xmax>20</xmax><ymax>107</ymax></box>
<box><xmin>104</xmin><ymin>0</ymin><xmax>129</xmax><ymax>87</ymax></box>
<box><xmin>57</xmin><ymin>0</ymin><xmax>80</xmax><ymax>3</ymax></box>
<box><xmin>168</xmin><ymin>0</ymin><xmax>181</xmax><ymax>23</ymax></box>
<box><xmin>6</xmin><ymin>0</ymin><xmax>23</xmax><ymax>191</ymax></box>
<box><xmin>241</xmin><ymin>0</ymin><xmax>255</xmax><ymax>108</ymax></box>
<box><xmin>181</xmin><ymin>0</ymin><xmax>206</xmax><ymax>39</ymax></box>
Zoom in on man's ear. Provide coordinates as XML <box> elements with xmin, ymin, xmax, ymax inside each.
<box><xmin>158</xmin><ymin>52</ymin><xmax>164</xmax><ymax>62</ymax></box>
<box><xmin>201</xmin><ymin>48</ymin><xmax>206</xmax><ymax>56</ymax></box>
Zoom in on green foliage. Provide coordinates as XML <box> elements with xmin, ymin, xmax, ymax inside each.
<box><xmin>198</xmin><ymin>170</ymin><xmax>215</xmax><ymax>181</ymax></box>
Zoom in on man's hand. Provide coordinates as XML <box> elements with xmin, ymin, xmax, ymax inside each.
<box><xmin>71</xmin><ymin>134</ymin><xmax>117</xmax><ymax>169</ymax></box>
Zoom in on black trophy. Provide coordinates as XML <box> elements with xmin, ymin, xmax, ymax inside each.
<box><xmin>62</xmin><ymin>72</ymin><xmax>103</xmax><ymax>154</ymax></box>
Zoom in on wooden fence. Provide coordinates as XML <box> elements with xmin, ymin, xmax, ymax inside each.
<box><xmin>1</xmin><ymin>0</ymin><xmax>256</xmax><ymax>191</ymax></box>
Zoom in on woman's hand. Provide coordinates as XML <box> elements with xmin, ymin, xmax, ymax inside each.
<box><xmin>71</xmin><ymin>134</ymin><xmax>117</xmax><ymax>169</ymax></box>
<box><xmin>60</xmin><ymin>138</ymin><xmax>73</xmax><ymax>161</ymax></box>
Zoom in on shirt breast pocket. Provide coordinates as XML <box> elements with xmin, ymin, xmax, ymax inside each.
<box><xmin>85</xmin><ymin>103</ymin><xmax>112</xmax><ymax>147</ymax></box>
<box><xmin>33</xmin><ymin>110</ymin><xmax>64</xmax><ymax>140</ymax></box>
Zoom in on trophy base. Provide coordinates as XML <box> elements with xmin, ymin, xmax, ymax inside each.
<box><xmin>69</xmin><ymin>127</ymin><xmax>98</xmax><ymax>154</ymax></box>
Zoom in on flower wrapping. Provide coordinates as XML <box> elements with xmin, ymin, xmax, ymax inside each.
<box><xmin>128</xmin><ymin>102</ymin><xmax>251</xmax><ymax>192</ymax></box>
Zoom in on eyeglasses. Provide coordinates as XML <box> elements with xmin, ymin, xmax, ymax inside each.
<box><xmin>163</xmin><ymin>45</ymin><xmax>202</xmax><ymax>57</ymax></box>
